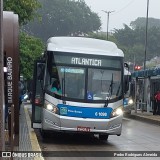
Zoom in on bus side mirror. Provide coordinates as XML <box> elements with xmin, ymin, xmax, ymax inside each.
<box><xmin>124</xmin><ymin>63</ymin><xmax>129</xmax><ymax>69</ymax></box>
<box><xmin>124</xmin><ymin>76</ymin><xmax>129</xmax><ymax>94</ymax></box>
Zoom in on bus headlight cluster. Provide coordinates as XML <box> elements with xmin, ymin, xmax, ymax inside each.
<box><xmin>45</xmin><ymin>103</ymin><xmax>59</xmax><ymax>114</ymax></box>
<box><xmin>46</xmin><ymin>104</ymin><xmax>53</xmax><ymax>110</ymax></box>
<box><xmin>128</xmin><ymin>99</ymin><xmax>133</xmax><ymax>105</ymax></box>
<box><xmin>111</xmin><ymin>107</ymin><xmax>123</xmax><ymax>118</ymax></box>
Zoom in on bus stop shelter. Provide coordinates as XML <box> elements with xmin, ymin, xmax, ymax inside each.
<box><xmin>132</xmin><ymin>68</ymin><xmax>160</xmax><ymax>113</ymax></box>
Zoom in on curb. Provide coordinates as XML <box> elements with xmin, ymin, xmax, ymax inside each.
<box><xmin>124</xmin><ymin>114</ymin><xmax>160</xmax><ymax>126</ymax></box>
<box><xmin>24</xmin><ymin>106</ymin><xmax>44</xmax><ymax>160</ymax></box>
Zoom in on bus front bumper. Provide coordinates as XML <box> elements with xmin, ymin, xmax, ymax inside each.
<box><xmin>42</xmin><ymin>110</ymin><xmax>123</xmax><ymax>135</ymax></box>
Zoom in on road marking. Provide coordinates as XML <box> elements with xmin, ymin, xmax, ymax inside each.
<box><xmin>24</xmin><ymin>105</ymin><xmax>44</xmax><ymax>160</ymax></box>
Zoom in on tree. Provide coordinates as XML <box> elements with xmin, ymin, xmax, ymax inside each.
<box><xmin>113</xmin><ymin>21</ymin><xmax>160</xmax><ymax>67</ymax></box>
<box><xmin>3</xmin><ymin>0</ymin><xmax>41</xmax><ymax>25</ymax></box>
<box><xmin>23</xmin><ymin>0</ymin><xmax>101</xmax><ymax>41</ymax></box>
<box><xmin>130</xmin><ymin>17</ymin><xmax>160</xmax><ymax>30</ymax></box>
<box><xmin>114</xmin><ymin>25</ymin><xmax>137</xmax><ymax>47</ymax></box>
<box><xmin>88</xmin><ymin>32</ymin><xmax>109</xmax><ymax>41</ymax></box>
<box><xmin>20</xmin><ymin>32</ymin><xmax>44</xmax><ymax>80</ymax></box>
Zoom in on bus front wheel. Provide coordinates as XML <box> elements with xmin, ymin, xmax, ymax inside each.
<box><xmin>99</xmin><ymin>134</ymin><xmax>109</xmax><ymax>141</ymax></box>
<box><xmin>40</xmin><ymin>129</ymin><xmax>47</xmax><ymax>138</ymax></box>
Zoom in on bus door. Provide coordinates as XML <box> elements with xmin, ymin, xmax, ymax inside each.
<box><xmin>32</xmin><ymin>60</ymin><xmax>45</xmax><ymax>128</ymax></box>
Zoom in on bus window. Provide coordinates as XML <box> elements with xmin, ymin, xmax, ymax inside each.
<box><xmin>88</xmin><ymin>68</ymin><xmax>122</xmax><ymax>100</ymax></box>
<box><xmin>58</xmin><ymin>67</ymin><xmax>86</xmax><ymax>99</ymax></box>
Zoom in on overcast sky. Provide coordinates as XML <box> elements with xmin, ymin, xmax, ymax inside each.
<box><xmin>84</xmin><ymin>0</ymin><xmax>160</xmax><ymax>32</ymax></box>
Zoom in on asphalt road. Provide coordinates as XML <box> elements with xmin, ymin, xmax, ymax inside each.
<box><xmin>34</xmin><ymin>117</ymin><xmax>160</xmax><ymax>160</ymax></box>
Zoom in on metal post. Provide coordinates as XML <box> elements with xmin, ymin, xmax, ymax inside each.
<box><xmin>133</xmin><ymin>53</ymin><xmax>135</xmax><ymax>72</ymax></box>
<box><xmin>102</xmin><ymin>10</ymin><xmax>115</xmax><ymax>40</ymax></box>
<box><xmin>135</xmin><ymin>78</ymin><xmax>137</xmax><ymax>113</ymax></box>
<box><xmin>0</xmin><ymin>0</ymin><xmax>5</xmax><ymax>152</ymax></box>
<box><xmin>106</xmin><ymin>12</ymin><xmax>109</xmax><ymax>40</ymax></box>
<box><xmin>142</xmin><ymin>0</ymin><xmax>149</xmax><ymax>112</ymax></box>
<box><xmin>144</xmin><ymin>0</ymin><xmax>149</xmax><ymax>71</ymax></box>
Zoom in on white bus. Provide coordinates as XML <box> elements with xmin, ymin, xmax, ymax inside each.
<box><xmin>31</xmin><ymin>37</ymin><xmax>125</xmax><ymax>140</ymax></box>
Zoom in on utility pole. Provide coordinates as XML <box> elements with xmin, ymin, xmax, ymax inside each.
<box><xmin>0</xmin><ymin>0</ymin><xmax>5</xmax><ymax>152</ymax></box>
<box><xmin>102</xmin><ymin>10</ymin><xmax>115</xmax><ymax>40</ymax></box>
<box><xmin>142</xmin><ymin>0</ymin><xmax>149</xmax><ymax>113</ymax></box>
<box><xmin>144</xmin><ymin>0</ymin><xmax>149</xmax><ymax>71</ymax></box>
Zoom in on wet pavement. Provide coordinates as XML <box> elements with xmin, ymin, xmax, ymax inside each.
<box><xmin>125</xmin><ymin>109</ymin><xmax>160</xmax><ymax>126</ymax></box>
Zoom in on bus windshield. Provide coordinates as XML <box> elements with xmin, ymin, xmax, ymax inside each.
<box><xmin>46</xmin><ymin>52</ymin><xmax>122</xmax><ymax>101</ymax></box>
<box><xmin>88</xmin><ymin>68</ymin><xmax>121</xmax><ymax>100</ymax></box>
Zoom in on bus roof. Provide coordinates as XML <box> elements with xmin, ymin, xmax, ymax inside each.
<box><xmin>47</xmin><ymin>37</ymin><xmax>124</xmax><ymax>57</ymax></box>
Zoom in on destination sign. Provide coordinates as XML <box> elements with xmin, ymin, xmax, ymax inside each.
<box><xmin>71</xmin><ymin>57</ymin><xmax>101</xmax><ymax>66</ymax></box>
<box><xmin>54</xmin><ymin>54</ymin><xmax>121</xmax><ymax>68</ymax></box>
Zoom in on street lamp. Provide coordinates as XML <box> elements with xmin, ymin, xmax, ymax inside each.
<box><xmin>102</xmin><ymin>10</ymin><xmax>115</xmax><ymax>40</ymax></box>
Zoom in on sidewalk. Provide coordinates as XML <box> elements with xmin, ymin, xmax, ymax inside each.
<box><xmin>5</xmin><ymin>103</ymin><xmax>44</xmax><ymax>160</ymax></box>
<box><xmin>124</xmin><ymin>109</ymin><xmax>160</xmax><ymax>126</ymax></box>
<box><xmin>18</xmin><ymin>103</ymin><xmax>44</xmax><ymax>159</ymax></box>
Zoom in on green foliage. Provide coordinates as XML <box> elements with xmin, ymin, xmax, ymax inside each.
<box><xmin>87</xmin><ymin>32</ymin><xmax>118</xmax><ymax>44</ymax></box>
<box><xmin>113</xmin><ymin>22</ymin><xmax>160</xmax><ymax>66</ymax></box>
<box><xmin>24</xmin><ymin>0</ymin><xmax>101</xmax><ymax>41</ymax></box>
<box><xmin>114</xmin><ymin>25</ymin><xmax>139</xmax><ymax>47</ymax></box>
<box><xmin>88</xmin><ymin>32</ymin><xmax>108</xmax><ymax>40</ymax></box>
<box><xmin>20</xmin><ymin>32</ymin><xmax>44</xmax><ymax>80</ymax></box>
<box><xmin>4</xmin><ymin>0</ymin><xmax>41</xmax><ymax>25</ymax></box>
<box><xmin>130</xmin><ymin>17</ymin><xmax>160</xmax><ymax>29</ymax></box>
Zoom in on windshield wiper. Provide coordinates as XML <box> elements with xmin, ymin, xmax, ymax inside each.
<box><xmin>104</xmin><ymin>97</ymin><xmax>109</xmax><ymax>107</ymax></box>
<box><xmin>108</xmin><ymin>73</ymin><xmax>113</xmax><ymax>98</ymax></box>
<box><xmin>104</xmin><ymin>73</ymin><xmax>113</xmax><ymax>108</ymax></box>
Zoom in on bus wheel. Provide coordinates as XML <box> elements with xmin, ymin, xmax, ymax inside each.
<box><xmin>124</xmin><ymin>110</ymin><xmax>131</xmax><ymax>115</ymax></box>
<box><xmin>40</xmin><ymin>129</ymin><xmax>47</xmax><ymax>138</ymax></box>
<box><xmin>99</xmin><ymin>134</ymin><xmax>109</xmax><ymax>141</ymax></box>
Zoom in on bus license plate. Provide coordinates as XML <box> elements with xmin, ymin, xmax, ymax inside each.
<box><xmin>77</xmin><ymin>126</ymin><xmax>90</xmax><ymax>132</ymax></box>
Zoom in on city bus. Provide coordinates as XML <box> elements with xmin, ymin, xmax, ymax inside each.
<box><xmin>31</xmin><ymin>37</ymin><xmax>125</xmax><ymax>140</ymax></box>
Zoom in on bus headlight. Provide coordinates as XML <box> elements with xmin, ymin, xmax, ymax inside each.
<box><xmin>128</xmin><ymin>99</ymin><xmax>133</xmax><ymax>105</ymax></box>
<box><xmin>111</xmin><ymin>107</ymin><xmax>123</xmax><ymax>118</ymax></box>
<box><xmin>45</xmin><ymin>103</ymin><xmax>59</xmax><ymax>114</ymax></box>
<box><xmin>46</xmin><ymin>104</ymin><xmax>53</xmax><ymax>111</ymax></box>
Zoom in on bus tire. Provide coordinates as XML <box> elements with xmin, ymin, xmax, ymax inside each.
<box><xmin>99</xmin><ymin>134</ymin><xmax>109</xmax><ymax>141</ymax></box>
<box><xmin>126</xmin><ymin>110</ymin><xmax>131</xmax><ymax>115</ymax></box>
<box><xmin>40</xmin><ymin>129</ymin><xmax>47</xmax><ymax>138</ymax></box>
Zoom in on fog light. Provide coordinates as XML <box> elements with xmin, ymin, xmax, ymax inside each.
<box><xmin>109</xmin><ymin>123</ymin><xmax>121</xmax><ymax>129</ymax></box>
